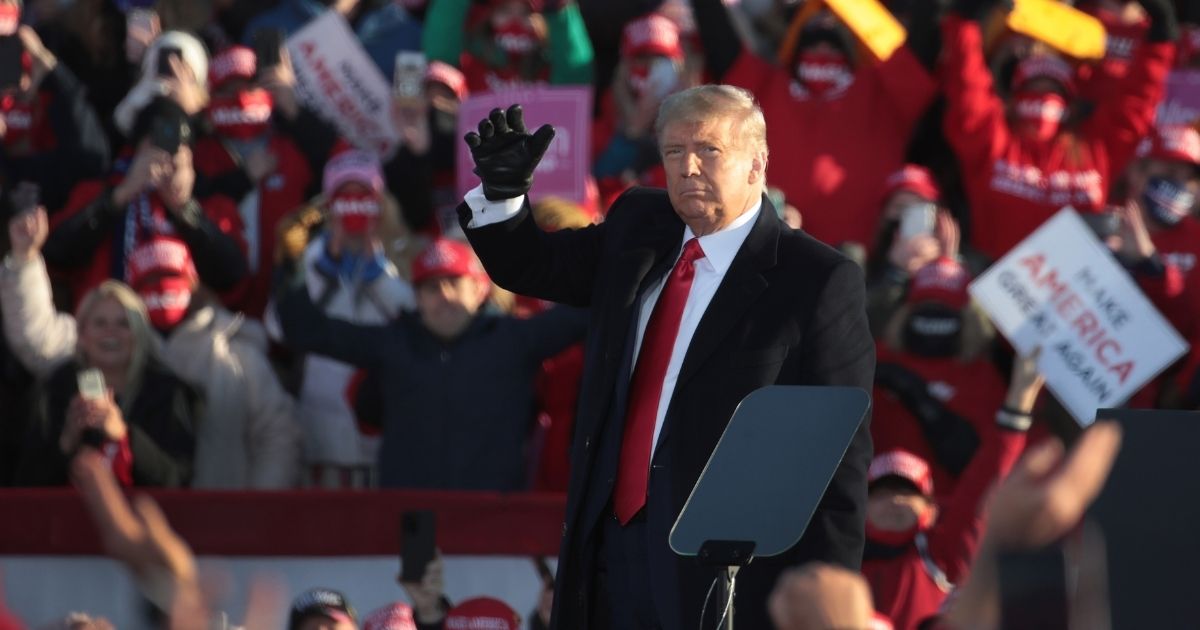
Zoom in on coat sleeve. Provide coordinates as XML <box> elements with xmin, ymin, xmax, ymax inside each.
<box><xmin>514</xmin><ymin>305</ymin><xmax>589</xmax><ymax>363</ymax></box>
<box><xmin>42</xmin><ymin>181</ymin><xmax>121</xmax><ymax>270</ymax></box>
<box><xmin>422</xmin><ymin>0</ymin><xmax>470</xmax><ymax>65</ymax></box>
<box><xmin>275</xmin><ymin>276</ymin><xmax>395</xmax><ymax>369</ymax></box>
<box><xmin>166</xmin><ymin>196</ymin><xmax>249</xmax><ymax>294</ymax></box>
<box><xmin>238</xmin><ymin>342</ymin><xmax>301</xmax><ymax>489</ymax></box>
<box><xmin>926</xmin><ymin>426</ymin><xmax>1027</xmax><ymax>583</ymax></box>
<box><xmin>127</xmin><ymin>387</ymin><xmax>198</xmax><ymax>488</ymax></box>
<box><xmin>1081</xmin><ymin>40</ymin><xmax>1175</xmax><ymax>180</ymax></box>
<box><xmin>938</xmin><ymin>15</ymin><xmax>1010</xmax><ymax>170</ymax></box>
<box><xmin>793</xmin><ymin>258</ymin><xmax>876</xmax><ymax>570</ymax></box>
<box><xmin>457</xmin><ymin>197</ymin><xmax>610</xmax><ymax>307</ymax></box>
<box><xmin>0</xmin><ymin>255</ymin><xmax>78</xmax><ymax>379</ymax></box>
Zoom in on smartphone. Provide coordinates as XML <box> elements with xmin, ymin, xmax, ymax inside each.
<box><xmin>1082</xmin><ymin>210</ymin><xmax>1121</xmax><ymax>240</ymax></box>
<box><xmin>998</xmin><ymin>546</ymin><xmax>1070</xmax><ymax>630</ymax></box>
<box><xmin>157</xmin><ymin>45</ymin><xmax>182</xmax><ymax>78</ymax></box>
<box><xmin>400</xmin><ymin>511</ymin><xmax>437</xmax><ymax>583</ymax></box>
<box><xmin>78</xmin><ymin>368</ymin><xmax>106</xmax><ymax>402</ymax></box>
<box><xmin>252</xmin><ymin>28</ymin><xmax>284</xmax><ymax>74</ymax></box>
<box><xmin>10</xmin><ymin>181</ymin><xmax>38</xmax><ymax>215</ymax></box>
<box><xmin>0</xmin><ymin>36</ymin><xmax>23</xmax><ymax>90</ymax></box>
<box><xmin>393</xmin><ymin>51</ymin><xmax>427</xmax><ymax>101</ymax></box>
<box><xmin>150</xmin><ymin>107</ymin><xmax>191</xmax><ymax>155</ymax></box>
<box><xmin>898</xmin><ymin>202</ymin><xmax>937</xmax><ymax>240</ymax></box>
<box><xmin>645</xmin><ymin>57</ymin><xmax>680</xmax><ymax>100</ymax></box>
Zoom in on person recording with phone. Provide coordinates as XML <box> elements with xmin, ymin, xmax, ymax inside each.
<box><xmin>0</xmin><ymin>1</ymin><xmax>111</xmax><ymax>214</ymax></box>
<box><xmin>3</xmin><ymin>208</ymin><xmax>198</xmax><ymax>488</ymax></box>
<box><xmin>41</xmin><ymin>94</ymin><xmax>248</xmax><ymax>310</ymax></box>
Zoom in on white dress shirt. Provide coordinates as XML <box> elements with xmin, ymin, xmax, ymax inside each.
<box><xmin>464</xmin><ymin>185</ymin><xmax>762</xmax><ymax>458</ymax></box>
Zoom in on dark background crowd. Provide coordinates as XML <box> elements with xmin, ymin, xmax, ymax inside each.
<box><xmin>0</xmin><ymin>0</ymin><xmax>1198</xmax><ymax>627</ymax></box>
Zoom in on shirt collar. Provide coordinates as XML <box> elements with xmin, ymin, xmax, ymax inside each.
<box><xmin>682</xmin><ymin>198</ymin><xmax>762</xmax><ymax>275</ymax></box>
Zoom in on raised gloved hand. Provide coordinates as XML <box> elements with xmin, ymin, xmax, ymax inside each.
<box><xmin>1137</xmin><ymin>0</ymin><xmax>1180</xmax><ymax>43</ymax></box>
<box><xmin>464</xmin><ymin>104</ymin><xmax>556</xmax><ymax>201</ymax></box>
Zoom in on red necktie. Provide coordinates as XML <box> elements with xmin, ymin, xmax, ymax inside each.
<box><xmin>614</xmin><ymin>238</ymin><xmax>706</xmax><ymax>525</ymax></box>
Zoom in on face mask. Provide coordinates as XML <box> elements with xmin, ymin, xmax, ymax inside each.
<box><xmin>1143</xmin><ymin>176</ymin><xmax>1196</xmax><ymax>228</ymax></box>
<box><xmin>493</xmin><ymin>17</ymin><xmax>538</xmax><ymax>55</ymax></box>
<box><xmin>138</xmin><ymin>275</ymin><xmax>193</xmax><ymax>331</ymax></box>
<box><xmin>628</xmin><ymin>57</ymin><xmax>679</xmax><ymax>100</ymax></box>
<box><xmin>794</xmin><ymin>51</ymin><xmax>853</xmax><ymax>98</ymax></box>
<box><xmin>903</xmin><ymin>305</ymin><xmax>963</xmax><ymax>358</ymax></box>
<box><xmin>330</xmin><ymin>191</ymin><xmax>381</xmax><ymax>235</ymax></box>
<box><xmin>208</xmin><ymin>88</ymin><xmax>273</xmax><ymax>140</ymax></box>
<box><xmin>1013</xmin><ymin>91</ymin><xmax>1067</xmax><ymax>141</ymax></box>
<box><xmin>0</xmin><ymin>94</ymin><xmax>34</xmax><ymax>147</ymax></box>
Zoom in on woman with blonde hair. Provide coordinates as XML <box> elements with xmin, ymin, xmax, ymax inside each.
<box><xmin>5</xmin><ymin>210</ymin><xmax>198</xmax><ymax>487</ymax></box>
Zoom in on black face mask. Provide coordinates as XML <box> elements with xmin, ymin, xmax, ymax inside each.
<box><xmin>903</xmin><ymin>304</ymin><xmax>963</xmax><ymax>358</ymax></box>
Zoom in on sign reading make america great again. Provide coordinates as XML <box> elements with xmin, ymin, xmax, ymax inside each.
<box><xmin>288</xmin><ymin>11</ymin><xmax>400</xmax><ymax>157</ymax></box>
<box><xmin>968</xmin><ymin>208</ymin><xmax>1189</xmax><ymax>425</ymax></box>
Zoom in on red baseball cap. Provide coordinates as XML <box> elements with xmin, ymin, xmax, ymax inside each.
<box><xmin>362</xmin><ymin>602</ymin><xmax>417</xmax><ymax>630</ymax></box>
<box><xmin>868</xmin><ymin>450</ymin><xmax>934</xmax><ymax>497</ymax></box>
<box><xmin>1138</xmin><ymin>124</ymin><xmax>1200</xmax><ymax>167</ymax></box>
<box><xmin>444</xmin><ymin>597</ymin><xmax>520</xmax><ymax>630</ymax></box>
<box><xmin>621</xmin><ymin>14</ymin><xmax>684</xmax><ymax>60</ymax></box>
<box><xmin>426</xmin><ymin>60</ymin><xmax>469</xmax><ymax>101</ymax></box>
<box><xmin>882</xmin><ymin>165</ymin><xmax>941</xmax><ymax>205</ymax></box>
<box><xmin>208</xmin><ymin>46</ymin><xmax>257</xmax><ymax>90</ymax></box>
<box><xmin>411</xmin><ymin>238</ymin><xmax>487</xmax><ymax>285</ymax></box>
<box><xmin>908</xmin><ymin>257</ymin><xmax>971</xmax><ymax>311</ymax></box>
<box><xmin>1011</xmin><ymin>54</ymin><xmax>1076</xmax><ymax>96</ymax></box>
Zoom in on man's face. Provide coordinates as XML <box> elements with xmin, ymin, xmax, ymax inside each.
<box><xmin>660</xmin><ymin>116</ymin><xmax>765</xmax><ymax>236</ymax></box>
<box><xmin>417</xmin><ymin>274</ymin><xmax>489</xmax><ymax>340</ymax></box>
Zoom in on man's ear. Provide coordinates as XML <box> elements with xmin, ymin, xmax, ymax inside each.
<box><xmin>749</xmin><ymin>152</ymin><xmax>768</xmax><ymax>184</ymax></box>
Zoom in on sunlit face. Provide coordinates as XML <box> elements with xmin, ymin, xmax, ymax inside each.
<box><xmin>867</xmin><ymin>484</ymin><xmax>934</xmax><ymax>532</ymax></box>
<box><xmin>659</xmin><ymin>115</ymin><xmax>766</xmax><ymax>236</ymax></box>
<box><xmin>416</xmin><ymin>274</ymin><xmax>489</xmax><ymax>340</ymax></box>
<box><xmin>78</xmin><ymin>296</ymin><xmax>134</xmax><ymax>371</ymax></box>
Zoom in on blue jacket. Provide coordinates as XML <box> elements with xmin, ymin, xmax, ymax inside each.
<box><xmin>243</xmin><ymin>0</ymin><xmax>421</xmax><ymax>78</ymax></box>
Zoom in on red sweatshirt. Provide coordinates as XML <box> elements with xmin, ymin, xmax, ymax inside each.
<box><xmin>724</xmin><ymin>47</ymin><xmax>936</xmax><ymax>248</ymax></box>
<box><xmin>862</xmin><ymin>424</ymin><xmax>1029</xmax><ymax>630</ymax></box>
<box><xmin>872</xmin><ymin>344</ymin><xmax>1010</xmax><ymax>499</ymax></box>
<box><xmin>192</xmin><ymin>134</ymin><xmax>313</xmax><ymax>318</ymax></box>
<box><xmin>940</xmin><ymin>16</ymin><xmax>1174</xmax><ymax>261</ymax></box>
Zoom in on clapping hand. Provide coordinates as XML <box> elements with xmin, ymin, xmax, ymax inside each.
<box><xmin>464</xmin><ymin>105</ymin><xmax>555</xmax><ymax>201</ymax></box>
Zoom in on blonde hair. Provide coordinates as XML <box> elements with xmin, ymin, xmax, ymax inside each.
<box><xmin>74</xmin><ymin>281</ymin><xmax>161</xmax><ymax>414</ymax></box>
<box><xmin>655</xmin><ymin>85</ymin><xmax>769</xmax><ymax>158</ymax></box>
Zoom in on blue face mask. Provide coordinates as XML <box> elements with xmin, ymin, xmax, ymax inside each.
<box><xmin>1143</xmin><ymin>176</ymin><xmax>1196</xmax><ymax>228</ymax></box>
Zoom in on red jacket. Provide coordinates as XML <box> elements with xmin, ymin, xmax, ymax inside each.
<box><xmin>940</xmin><ymin>16</ymin><xmax>1174</xmax><ymax>261</ymax></box>
<box><xmin>192</xmin><ymin>134</ymin><xmax>313</xmax><ymax>318</ymax></box>
<box><xmin>872</xmin><ymin>344</ymin><xmax>1010</xmax><ymax>499</ymax></box>
<box><xmin>725</xmin><ymin>47</ymin><xmax>936</xmax><ymax>248</ymax></box>
<box><xmin>862</xmin><ymin>425</ymin><xmax>1028</xmax><ymax>630</ymax></box>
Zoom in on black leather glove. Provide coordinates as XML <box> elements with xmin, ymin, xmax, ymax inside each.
<box><xmin>1137</xmin><ymin>0</ymin><xmax>1180</xmax><ymax>43</ymax></box>
<box><xmin>951</xmin><ymin>0</ymin><xmax>1011</xmax><ymax>22</ymax></box>
<box><xmin>464</xmin><ymin>104</ymin><xmax>556</xmax><ymax>201</ymax></box>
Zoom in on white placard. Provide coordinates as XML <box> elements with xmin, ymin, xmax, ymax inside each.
<box><xmin>287</xmin><ymin>11</ymin><xmax>399</xmax><ymax>156</ymax></box>
<box><xmin>968</xmin><ymin>208</ymin><xmax>1189</xmax><ymax>424</ymax></box>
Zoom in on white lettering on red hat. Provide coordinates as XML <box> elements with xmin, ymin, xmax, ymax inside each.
<box><xmin>913</xmin><ymin>259</ymin><xmax>968</xmax><ymax>294</ymax></box>
<box><xmin>868</xmin><ymin>451</ymin><xmax>933</xmax><ymax>495</ymax></box>
<box><xmin>209</xmin><ymin>102</ymin><xmax>272</xmax><ymax>126</ymax></box>
<box><xmin>127</xmin><ymin>239</ymin><xmax>196</xmax><ymax>281</ymax></box>
<box><xmin>209</xmin><ymin>46</ymin><xmax>257</xmax><ymax>88</ymax></box>
<box><xmin>331</xmin><ymin>197</ymin><xmax>381</xmax><ymax>218</ymax></box>
<box><xmin>445</xmin><ymin>619</ymin><xmax>510</xmax><ymax>630</ymax></box>
<box><xmin>622</xmin><ymin>14</ymin><xmax>683</xmax><ymax>59</ymax></box>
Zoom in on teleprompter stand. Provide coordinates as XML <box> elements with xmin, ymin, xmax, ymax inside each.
<box><xmin>670</xmin><ymin>386</ymin><xmax>870</xmax><ymax>630</ymax></box>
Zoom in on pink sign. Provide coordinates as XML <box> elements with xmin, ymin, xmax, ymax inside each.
<box><xmin>1158</xmin><ymin>70</ymin><xmax>1200</xmax><ymax>128</ymax></box>
<box><xmin>456</xmin><ymin>86</ymin><xmax>593</xmax><ymax>204</ymax></box>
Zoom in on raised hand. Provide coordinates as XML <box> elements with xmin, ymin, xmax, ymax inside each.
<box><xmin>7</xmin><ymin>205</ymin><xmax>48</xmax><ymax>263</ymax></box>
<box><xmin>464</xmin><ymin>104</ymin><xmax>555</xmax><ymax>201</ymax></box>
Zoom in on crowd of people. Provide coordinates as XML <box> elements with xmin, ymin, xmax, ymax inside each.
<box><xmin>0</xmin><ymin>0</ymin><xmax>1197</xmax><ymax>627</ymax></box>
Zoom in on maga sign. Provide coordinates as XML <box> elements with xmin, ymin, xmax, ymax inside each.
<box><xmin>456</xmin><ymin>86</ymin><xmax>592</xmax><ymax>203</ymax></box>
<box><xmin>969</xmin><ymin>208</ymin><xmax>1188</xmax><ymax>424</ymax></box>
<box><xmin>288</xmin><ymin>11</ymin><xmax>399</xmax><ymax>156</ymax></box>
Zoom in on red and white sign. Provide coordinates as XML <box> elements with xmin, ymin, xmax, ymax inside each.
<box><xmin>287</xmin><ymin>12</ymin><xmax>399</xmax><ymax>157</ymax></box>
<box><xmin>968</xmin><ymin>208</ymin><xmax>1189</xmax><ymax>424</ymax></box>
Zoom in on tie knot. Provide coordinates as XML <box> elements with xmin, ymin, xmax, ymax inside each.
<box><xmin>680</xmin><ymin>238</ymin><xmax>706</xmax><ymax>266</ymax></box>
